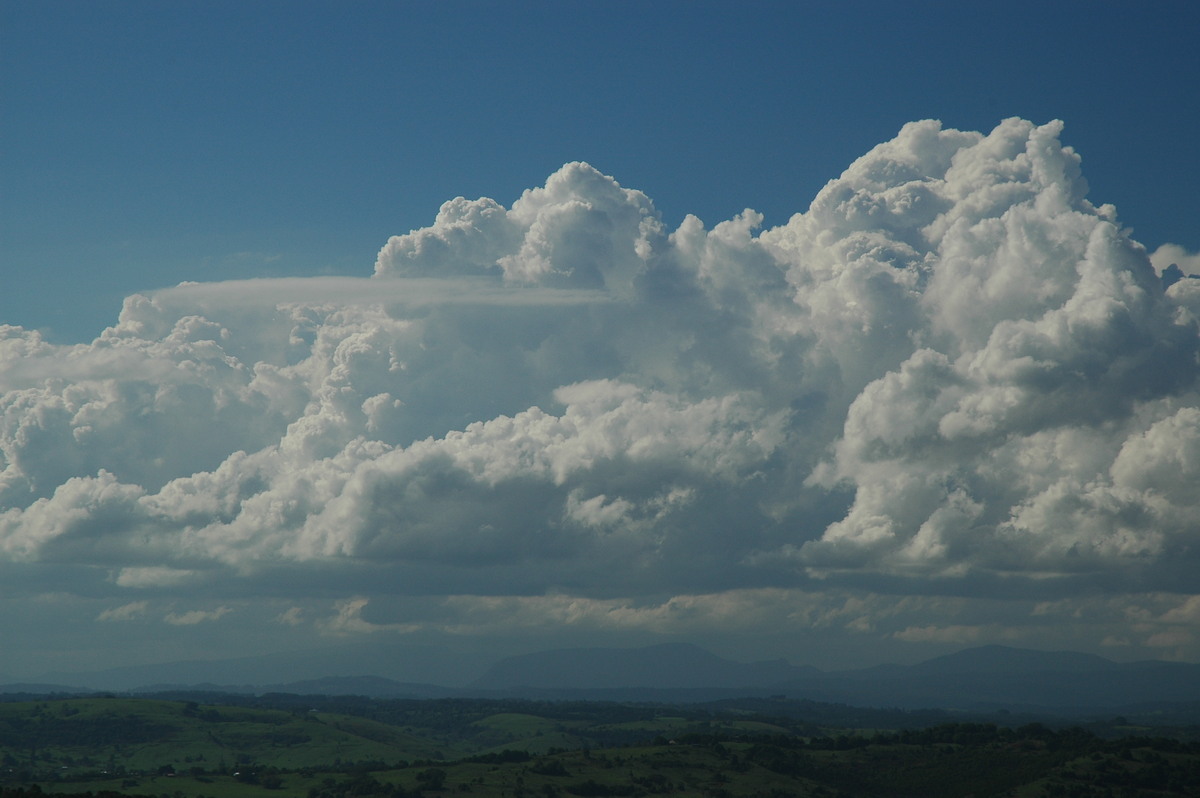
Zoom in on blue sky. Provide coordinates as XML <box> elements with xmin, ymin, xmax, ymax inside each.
<box><xmin>2</xmin><ymin>1</ymin><xmax>1200</xmax><ymax>685</ymax></box>
<box><xmin>4</xmin><ymin>0</ymin><xmax>1197</xmax><ymax>343</ymax></box>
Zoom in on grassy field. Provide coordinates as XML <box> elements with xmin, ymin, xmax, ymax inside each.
<box><xmin>25</xmin><ymin>739</ymin><xmax>1200</xmax><ymax>798</ymax></box>
<box><xmin>0</xmin><ymin>696</ymin><xmax>446</xmax><ymax>774</ymax></box>
<box><xmin>3</xmin><ymin>695</ymin><xmax>1199</xmax><ymax>797</ymax></box>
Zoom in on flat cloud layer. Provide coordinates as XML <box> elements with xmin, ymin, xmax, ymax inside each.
<box><xmin>3</xmin><ymin>119</ymin><xmax>1198</xmax><ymax>672</ymax></box>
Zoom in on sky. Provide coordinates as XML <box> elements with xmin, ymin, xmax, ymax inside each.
<box><xmin>2</xmin><ymin>0</ymin><xmax>1199</xmax><ymax>684</ymax></box>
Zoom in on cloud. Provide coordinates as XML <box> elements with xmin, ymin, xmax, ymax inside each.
<box><xmin>316</xmin><ymin>597</ymin><xmax>421</xmax><ymax>636</ymax></box>
<box><xmin>96</xmin><ymin>600</ymin><xmax>149</xmax><ymax>622</ymax></box>
<box><xmin>114</xmin><ymin>566</ymin><xmax>203</xmax><ymax>588</ymax></box>
<box><xmin>892</xmin><ymin>625</ymin><xmax>990</xmax><ymax>644</ymax></box>
<box><xmin>1149</xmin><ymin>243</ymin><xmax>1200</xmax><ymax>278</ymax></box>
<box><xmin>1</xmin><ymin>119</ymin><xmax>1197</xmax><ymax>664</ymax></box>
<box><xmin>164</xmin><ymin>606</ymin><xmax>232</xmax><ymax>625</ymax></box>
<box><xmin>432</xmin><ymin>589</ymin><xmax>959</xmax><ymax>639</ymax></box>
<box><xmin>276</xmin><ymin>606</ymin><xmax>305</xmax><ymax>626</ymax></box>
<box><xmin>243</xmin><ymin>586</ymin><xmax>1192</xmax><ymax>665</ymax></box>
<box><xmin>150</xmin><ymin>276</ymin><xmax>614</xmax><ymax>311</ymax></box>
<box><xmin>375</xmin><ymin>162</ymin><xmax>662</xmax><ymax>298</ymax></box>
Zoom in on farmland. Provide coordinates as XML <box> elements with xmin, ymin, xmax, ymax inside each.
<box><xmin>2</xmin><ymin>694</ymin><xmax>1199</xmax><ymax>797</ymax></box>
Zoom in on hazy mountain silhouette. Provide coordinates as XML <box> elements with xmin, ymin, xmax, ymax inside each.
<box><xmin>0</xmin><ymin>682</ymin><xmax>93</xmax><ymax>696</ymax></box>
<box><xmin>13</xmin><ymin>642</ymin><xmax>1200</xmax><ymax>713</ymax></box>
<box><xmin>254</xmin><ymin>675</ymin><xmax>457</xmax><ymax>699</ymax></box>
<box><xmin>775</xmin><ymin>645</ymin><xmax>1200</xmax><ymax>710</ymax></box>
<box><xmin>34</xmin><ymin>639</ymin><xmax>485</xmax><ymax>692</ymax></box>
<box><xmin>912</xmin><ymin>644</ymin><xmax>1119</xmax><ymax>675</ymax></box>
<box><xmin>472</xmin><ymin>643</ymin><xmax>1200</xmax><ymax>710</ymax></box>
<box><xmin>470</xmin><ymin>642</ymin><xmax>817</xmax><ymax>690</ymax></box>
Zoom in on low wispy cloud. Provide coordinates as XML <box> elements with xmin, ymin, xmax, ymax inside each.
<box><xmin>164</xmin><ymin>606</ymin><xmax>233</xmax><ymax>626</ymax></box>
<box><xmin>149</xmin><ymin>276</ymin><xmax>614</xmax><ymax>312</ymax></box>
<box><xmin>96</xmin><ymin>601</ymin><xmax>149</xmax><ymax>622</ymax></box>
<box><xmin>276</xmin><ymin>606</ymin><xmax>305</xmax><ymax>626</ymax></box>
<box><xmin>114</xmin><ymin>567</ymin><xmax>202</xmax><ymax>589</ymax></box>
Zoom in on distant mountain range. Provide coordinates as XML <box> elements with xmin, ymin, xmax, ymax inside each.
<box><xmin>467</xmin><ymin>643</ymin><xmax>1200</xmax><ymax>711</ymax></box>
<box><xmin>776</xmin><ymin>645</ymin><xmax>1200</xmax><ymax>711</ymax></box>
<box><xmin>468</xmin><ymin>642</ymin><xmax>819</xmax><ymax>690</ymax></box>
<box><xmin>6</xmin><ymin>642</ymin><xmax>1199</xmax><ymax>714</ymax></box>
<box><xmin>25</xmin><ymin>638</ymin><xmax>483</xmax><ymax>693</ymax></box>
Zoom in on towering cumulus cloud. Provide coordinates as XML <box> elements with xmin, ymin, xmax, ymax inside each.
<box><xmin>2</xmin><ymin>119</ymin><xmax>1198</xmax><ymax>665</ymax></box>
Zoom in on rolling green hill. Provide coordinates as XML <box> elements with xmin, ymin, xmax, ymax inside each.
<box><xmin>2</xmin><ymin>694</ymin><xmax>1199</xmax><ymax>797</ymax></box>
<box><xmin>0</xmin><ymin>696</ymin><xmax>449</xmax><ymax>775</ymax></box>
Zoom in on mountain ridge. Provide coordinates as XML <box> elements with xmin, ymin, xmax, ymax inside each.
<box><xmin>11</xmin><ymin>643</ymin><xmax>1200</xmax><ymax>713</ymax></box>
<box><xmin>469</xmin><ymin>641</ymin><xmax>819</xmax><ymax>690</ymax></box>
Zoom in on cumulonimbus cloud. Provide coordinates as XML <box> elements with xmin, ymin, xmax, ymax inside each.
<box><xmin>2</xmin><ymin>119</ymin><xmax>1197</xmax><ymax>631</ymax></box>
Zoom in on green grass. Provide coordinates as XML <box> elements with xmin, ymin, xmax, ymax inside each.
<box><xmin>472</xmin><ymin>712</ymin><xmax>563</xmax><ymax>735</ymax></box>
<box><xmin>30</xmin><ymin>773</ymin><xmax>316</xmax><ymax>798</ymax></box>
<box><xmin>5</xmin><ymin>696</ymin><xmax>1200</xmax><ymax>798</ymax></box>
<box><xmin>466</xmin><ymin>712</ymin><xmax>588</xmax><ymax>754</ymax></box>
<box><xmin>0</xmin><ymin>697</ymin><xmax>444</xmax><ymax>775</ymax></box>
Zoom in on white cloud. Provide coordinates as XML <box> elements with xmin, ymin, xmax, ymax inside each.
<box><xmin>1</xmin><ymin>119</ymin><xmax>1197</xmax><ymax>665</ymax></box>
<box><xmin>892</xmin><ymin>625</ymin><xmax>989</xmax><ymax>644</ymax></box>
<box><xmin>1149</xmin><ymin>243</ymin><xmax>1200</xmax><ymax>277</ymax></box>
<box><xmin>316</xmin><ymin>597</ymin><xmax>421</xmax><ymax>636</ymax></box>
<box><xmin>114</xmin><ymin>566</ymin><xmax>203</xmax><ymax>588</ymax></box>
<box><xmin>151</xmin><ymin>276</ymin><xmax>614</xmax><ymax>310</ymax></box>
<box><xmin>376</xmin><ymin>162</ymin><xmax>663</xmax><ymax>298</ymax></box>
<box><xmin>96</xmin><ymin>600</ymin><xmax>149</xmax><ymax>622</ymax></box>
<box><xmin>164</xmin><ymin>606</ymin><xmax>232</xmax><ymax>625</ymax></box>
